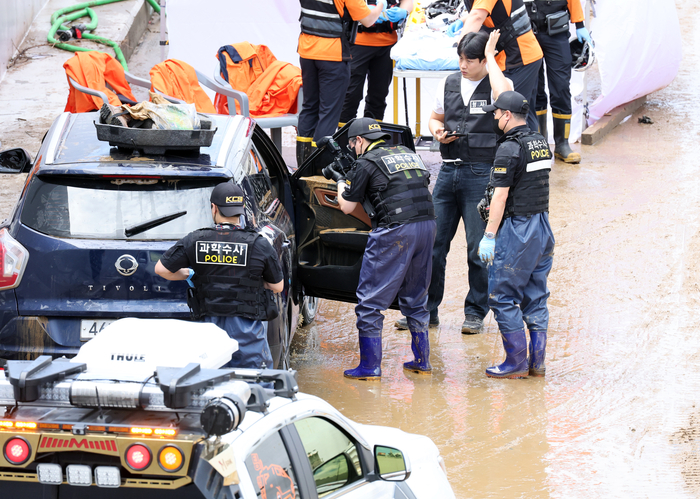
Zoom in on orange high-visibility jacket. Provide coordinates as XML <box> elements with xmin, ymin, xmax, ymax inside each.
<box><xmin>63</xmin><ymin>51</ymin><xmax>136</xmax><ymax>113</ymax></box>
<box><xmin>214</xmin><ymin>42</ymin><xmax>301</xmax><ymax>117</ymax></box>
<box><xmin>149</xmin><ymin>59</ymin><xmax>216</xmax><ymax>114</ymax></box>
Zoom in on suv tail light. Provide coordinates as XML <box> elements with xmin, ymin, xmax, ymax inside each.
<box><xmin>0</xmin><ymin>228</ymin><xmax>28</xmax><ymax>291</ymax></box>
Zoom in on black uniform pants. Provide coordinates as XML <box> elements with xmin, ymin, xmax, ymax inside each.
<box><xmin>504</xmin><ymin>58</ymin><xmax>542</xmax><ymax>133</ymax></box>
<box><xmin>535</xmin><ymin>30</ymin><xmax>573</xmax><ymax>115</ymax></box>
<box><xmin>298</xmin><ymin>57</ymin><xmax>350</xmax><ymax>142</ymax></box>
<box><xmin>339</xmin><ymin>44</ymin><xmax>394</xmax><ymax>124</ymax></box>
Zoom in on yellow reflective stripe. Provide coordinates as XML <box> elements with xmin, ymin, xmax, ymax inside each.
<box><xmin>296</xmin><ymin>136</ymin><xmax>313</xmax><ymax>143</ymax></box>
<box><xmin>338</xmin><ymin>122</ymin><xmax>346</xmax><ymax>128</ymax></box>
<box><xmin>536</xmin><ymin>110</ymin><xmax>548</xmax><ymax>116</ymax></box>
<box><xmin>366</xmin><ymin>140</ymin><xmax>385</xmax><ymax>152</ymax></box>
<box><xmin>311</xmin><ymin>141</ymin><xmax>317</xmax><ymax>148</ymax></box>
<box><xmin>552</xmin><ymin>113</ymin><xmax>572</xmax><ymax>120</ymax></box>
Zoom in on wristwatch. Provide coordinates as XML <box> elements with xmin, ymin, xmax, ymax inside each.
<box><xmin>484</xmin><ymin>232</ymin><xmax>496</xmax><ymax>240</ymax></box>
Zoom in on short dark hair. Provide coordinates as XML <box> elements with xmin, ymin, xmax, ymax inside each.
<box><xmin>457</xmin><ymin>31</ymin><xmax>489</xmax><ymax>61</ymax></box>
<box><xmin>510</xmin><ymin>111</ymin><xmax>527</xmax><ymax>121</ymax></box>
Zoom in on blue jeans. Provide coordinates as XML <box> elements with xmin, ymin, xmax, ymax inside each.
<box><xmin>426</xmin><ymin>162</ymin><xmax>491</xmax><ymax>320</ymax></box>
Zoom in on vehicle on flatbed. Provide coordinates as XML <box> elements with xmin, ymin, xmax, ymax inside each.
<box><xmin>0</xmin><ymin>112</ymin><xmax>416</xmax><ymax>367</ymax></box>
<box><xmin>0</xmin><ymin>318</ymin><xmax>456</xmax><ymax>498</ymax></box>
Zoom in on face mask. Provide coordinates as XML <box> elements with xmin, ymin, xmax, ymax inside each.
<box><xmin>492</xmin><ymin>113</ymin><xmax>508</xmax><ymax>136</ymax></box>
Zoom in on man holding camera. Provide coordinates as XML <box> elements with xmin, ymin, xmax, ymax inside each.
<box><xmin>324</xmin><ymin>118</ymin><xmax>436</xmax><ymax>380</ymax></box>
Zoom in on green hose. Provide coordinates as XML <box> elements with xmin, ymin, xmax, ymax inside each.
<box><xmin>48</xmin><ymin>0</ymin><xmax>162</xmax><ymax>71</ymax></box>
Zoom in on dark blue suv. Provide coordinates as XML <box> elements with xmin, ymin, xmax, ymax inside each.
<box><xmin>0</xmin><ymin>112</ymin><xmax>416</xmax><ymax>367</ymax></box>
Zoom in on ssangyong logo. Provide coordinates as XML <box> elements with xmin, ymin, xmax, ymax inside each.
<box><xmin>38</xmin><ymin>436</ymin><xmax>119</xmax><ymax>455</ymax></box>
<box><xmin>115</xmin><ymin>254</ymin><xmax>138</xmax><ymax>276</ymax></box>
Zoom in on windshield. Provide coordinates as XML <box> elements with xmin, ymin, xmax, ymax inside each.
<box><xmin>21</xmin><ymin>176</ymin><xmax>219</xmax><ymax>240</ymax></box>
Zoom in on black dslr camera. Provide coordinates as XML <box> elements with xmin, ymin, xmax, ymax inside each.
<box><xmin>318</xmin><ymin>136</ymin><xmax>376</xmax><ymax>220</ymax></box>
<box><xmin>318</xmin><ymin>136</ymin><xmax>354</xmax><ymax>181</ymax></box>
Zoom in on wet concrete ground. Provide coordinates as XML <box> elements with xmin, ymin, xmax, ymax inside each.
<box><xmin>0</xmin><ymin>1</ymin><xmax>699</xmax><ymax>497</ymax></box>
<box><xmin>290</xmin><ymin>3</ymin><xmax>700</xmax><ymax>497</ymax></box>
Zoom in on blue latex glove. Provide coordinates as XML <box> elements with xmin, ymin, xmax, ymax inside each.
<box><xmin>385</xmin><ymin>7</ymin><xmax>407</xmax><ymax>23</ymax></box>
<box><xmin>377</xmin><ymin>0</ymin><xmax>387</xmax><ymax>11</ymax></box>
<box><xmin>447</xmin><ymin>19</ymin><xmax>463</xmax><ymax>38</ymax></box>
<box><xmin>576</xmin><ymin>27</ymin><xmax>592</xmax><ymax>45</ymax></box>
<box><xmin>478</xmin><ymin>236</ymin><xmax>495</xmax><ymax>264</ymax></box>
<box><xmin>186</xmin><ymin>268</ymin><xmax>195</xmax><ymax>288</ymax></box>
<box><xmin>375</xmin><ymin>13</ymin><xmax>387</xmax><ymax>23</ymax></box>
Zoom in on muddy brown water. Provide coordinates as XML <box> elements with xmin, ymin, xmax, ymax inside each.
<box><xmin>0</xmin><ymin>1</ymin><xmax>699</xmax><ymax>497</ymax></box>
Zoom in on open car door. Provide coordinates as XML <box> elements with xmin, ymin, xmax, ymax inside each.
<box><xmin>290</xmin><ymin>121</ymin><xmax>416</xmax><ymax>305</ymax></box>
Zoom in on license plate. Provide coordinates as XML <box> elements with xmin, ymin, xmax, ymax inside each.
<box><xmin>80</xmin><ymin>319</ymin><xmax>115</xmax><ymax>341</ymax></box>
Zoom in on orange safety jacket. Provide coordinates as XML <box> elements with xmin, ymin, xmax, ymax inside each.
<box><xmin>214</xmin><ymin>42</ymin><xmax>302</xmax><ymax>117</ymax></box>
<box><xmin>63</xmin><ymin>51</ymin><xmax>136</xmax><ymax>113</ymax></box>
<box><xmin>149</xmin><ymin>59</ymin><xmax>216</xmax><ymax>114</ymax></box>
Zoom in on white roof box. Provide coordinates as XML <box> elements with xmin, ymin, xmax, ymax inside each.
<box><xmin>72</xmin><ymin>318</ymin><xmax>237</xmax><ymax>379</ymax></box>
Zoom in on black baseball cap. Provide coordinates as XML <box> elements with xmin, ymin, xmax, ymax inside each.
<box><xmin>483</xmin><ymin>91</ymin><xmax>530</xmax><ymax>114</ymax></box>
<box><xmin>348</xmin><ymin>118</ymin><xmax>391</xmax><ymax>141</ymax></box>
<box><xmin>210</xmin><ymin>182</ymin><xmax>245</xmax><ymax>217</ymax></box>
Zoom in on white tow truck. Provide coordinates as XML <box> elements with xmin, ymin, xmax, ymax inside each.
<box><xmin>0</xmin><ymin>318</ymin><xmax>456</xmax><ymax>498</ymax></box>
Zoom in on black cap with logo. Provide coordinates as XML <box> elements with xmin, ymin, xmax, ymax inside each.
<box><xmin>348</xmin><ymin>118</ymin><xmax>391</xmax><ymax>141</ymax></box>
<box><xmin>210</xmin><ymin>182</ymin><xmax>245</xmax><ymax>217</ymax></box>
<box><xmin>482</xmin><ymin>90</ymin><xmax>530</xmax><ymax>114</ymax></box>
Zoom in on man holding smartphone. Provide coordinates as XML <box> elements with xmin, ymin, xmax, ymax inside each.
<box><xmin>395</xmin><ymin>30</ymin><xmax>511</xmax><ymax>334</ymax></box>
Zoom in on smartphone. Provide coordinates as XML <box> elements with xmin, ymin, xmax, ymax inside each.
<box><xmin>445</xmin><ymin>131</ymin><xmax>467</xmax><ymax>137</ymax></box>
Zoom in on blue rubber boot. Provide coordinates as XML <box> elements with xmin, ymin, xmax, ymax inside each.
<box><xmin>528</xmin><ymin>330</ymin><xmax>547</xmax><ymax>377</ymax></box>
<box><xmin>344</xmin><ymin>336</ymin><xmax>382</xmax><ymax>380</ymax></box>
<box><xmin>486</xmin><ymin>329</ymin><xmax>529</xmax><ymax>379</ymax></box>
<box><xmin>403</xmin><ymin>330</ymin><xmax>432</xmax><ymax>375</ymax></box>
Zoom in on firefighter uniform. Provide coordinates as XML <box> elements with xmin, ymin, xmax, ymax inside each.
<box><xmin>338</xmin><ymin>118</ymin><xmax>436</xmax><ymax>380</ymax></box>
<box><xmin>296</xmin><ymin>0</ymin><xmax>373</xmax><ymax>166</ymax></box>
<box><xmin>525</xmin><ymin>0</ymin><xmax>585</xmax><ymax>163</ymax></box>
<box><xmin>339</xmin><ymin>0</ymin><xmax>409</xmax><ymax>125</ymax></box>
<box><xmin>463</xmin><ymin>0</ymin><xmax>543</xmax><ymax>132</ymax></box>
<box><xmin>158</xmin><ymin>185</ymin><xmax>284</xmax><ymax>369</ymax></box>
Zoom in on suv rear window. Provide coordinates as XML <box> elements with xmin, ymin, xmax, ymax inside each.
<box><xmin>21</xmin><ymin>176</ymin><xmax>219</xmax><ymax>240</ymax></box>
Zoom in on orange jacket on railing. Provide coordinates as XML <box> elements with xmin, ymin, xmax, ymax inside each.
<box><xmin>149</xmin><ymin>59</ymin><xmax>216</xmax><ymax>114</ymax></box>
<box><xmin>63</xmin><ymin>51</ymin><xmax>136</xmax><ymax>113</ymax></box>
<box><xmin>214</xmin><ymin>42</ymin><xmax>301</xmax><ymax>117</ymax></box>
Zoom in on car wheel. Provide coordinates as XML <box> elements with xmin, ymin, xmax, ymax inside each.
<box><xmin>299</xmin><ymin>295</ymin><xmax>319</xmax><ymax>326</ymax></box>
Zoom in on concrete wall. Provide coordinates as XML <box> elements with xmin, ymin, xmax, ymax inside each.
<box><xmin>0</xmin><ymin>0</ymin><xmax>50</xmax><ymax>81</ymax></box>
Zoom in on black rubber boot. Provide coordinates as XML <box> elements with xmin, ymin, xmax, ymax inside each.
<box><xmin>552</xmin><ymin>115</ymin><xmax>581</xmax><ymax>164</ymax></box>
<box><xmin>296</xmin><ymin>137</ymin><xmax>314</xmax><ymax>168</ymax></box>
<box><xmin>537</xmin><ymin>110</ymin><xmax>548</xmax><ymax>140</ymax></box>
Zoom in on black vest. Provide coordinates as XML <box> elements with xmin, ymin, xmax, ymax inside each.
<box><xmin>363</xmin><ymin>145</ymin><xmax>435</xmax><ymax>228</ymax></box>
<box><xmin>187</xmin><ymin>227</ymin><xmax>270</xmax><ymax>320</ymax></box>
<box><xmin>440</xmin><ymin>73</ymin><xmax>497</xmax><ymax>163</ymax></box>
<box><xmin>503</xmin><ymin>130</ymin><xmax>552</xmax><ymax>218</ymax></box>
<box><xmin>358</xmin><ymin>0</ymin><xmax>400</xmax><ymax>34</ymax></box>
<box><xmin>525</xmin><ymin>1</ymin><xmax>568</xmax><ymax>31</ymax></box>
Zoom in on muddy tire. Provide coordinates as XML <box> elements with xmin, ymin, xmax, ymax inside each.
<box><xmin>299</xmin><ymin>295</ymin><xmax>319</xmax><ymax>327</ymax></box>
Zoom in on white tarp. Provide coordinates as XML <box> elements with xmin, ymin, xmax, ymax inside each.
<box><xmin>587</xmin><ymin>0</ymin><xmax>682</xmax><ymax>123</ymax></box>
<box><xmin>165</xmin><ymin>0</ymin><xmax>681</xmax><ymax>142</ymax></box>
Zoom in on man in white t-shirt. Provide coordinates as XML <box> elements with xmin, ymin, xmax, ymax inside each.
<box><xmin>395</xmin><ymin>30</ymin><xmax>512</xmax><ymax>334</ymax></box>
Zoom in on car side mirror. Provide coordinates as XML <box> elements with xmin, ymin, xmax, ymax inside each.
<box><xmin>0</xmin><ymin>148</ymin><xmax>32</xmax><ymax>174</ymax></box>
<box><xmin>374</xmin><ymin>445</ymin><xmax>410</xmax><ymax>482</ymax></box>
